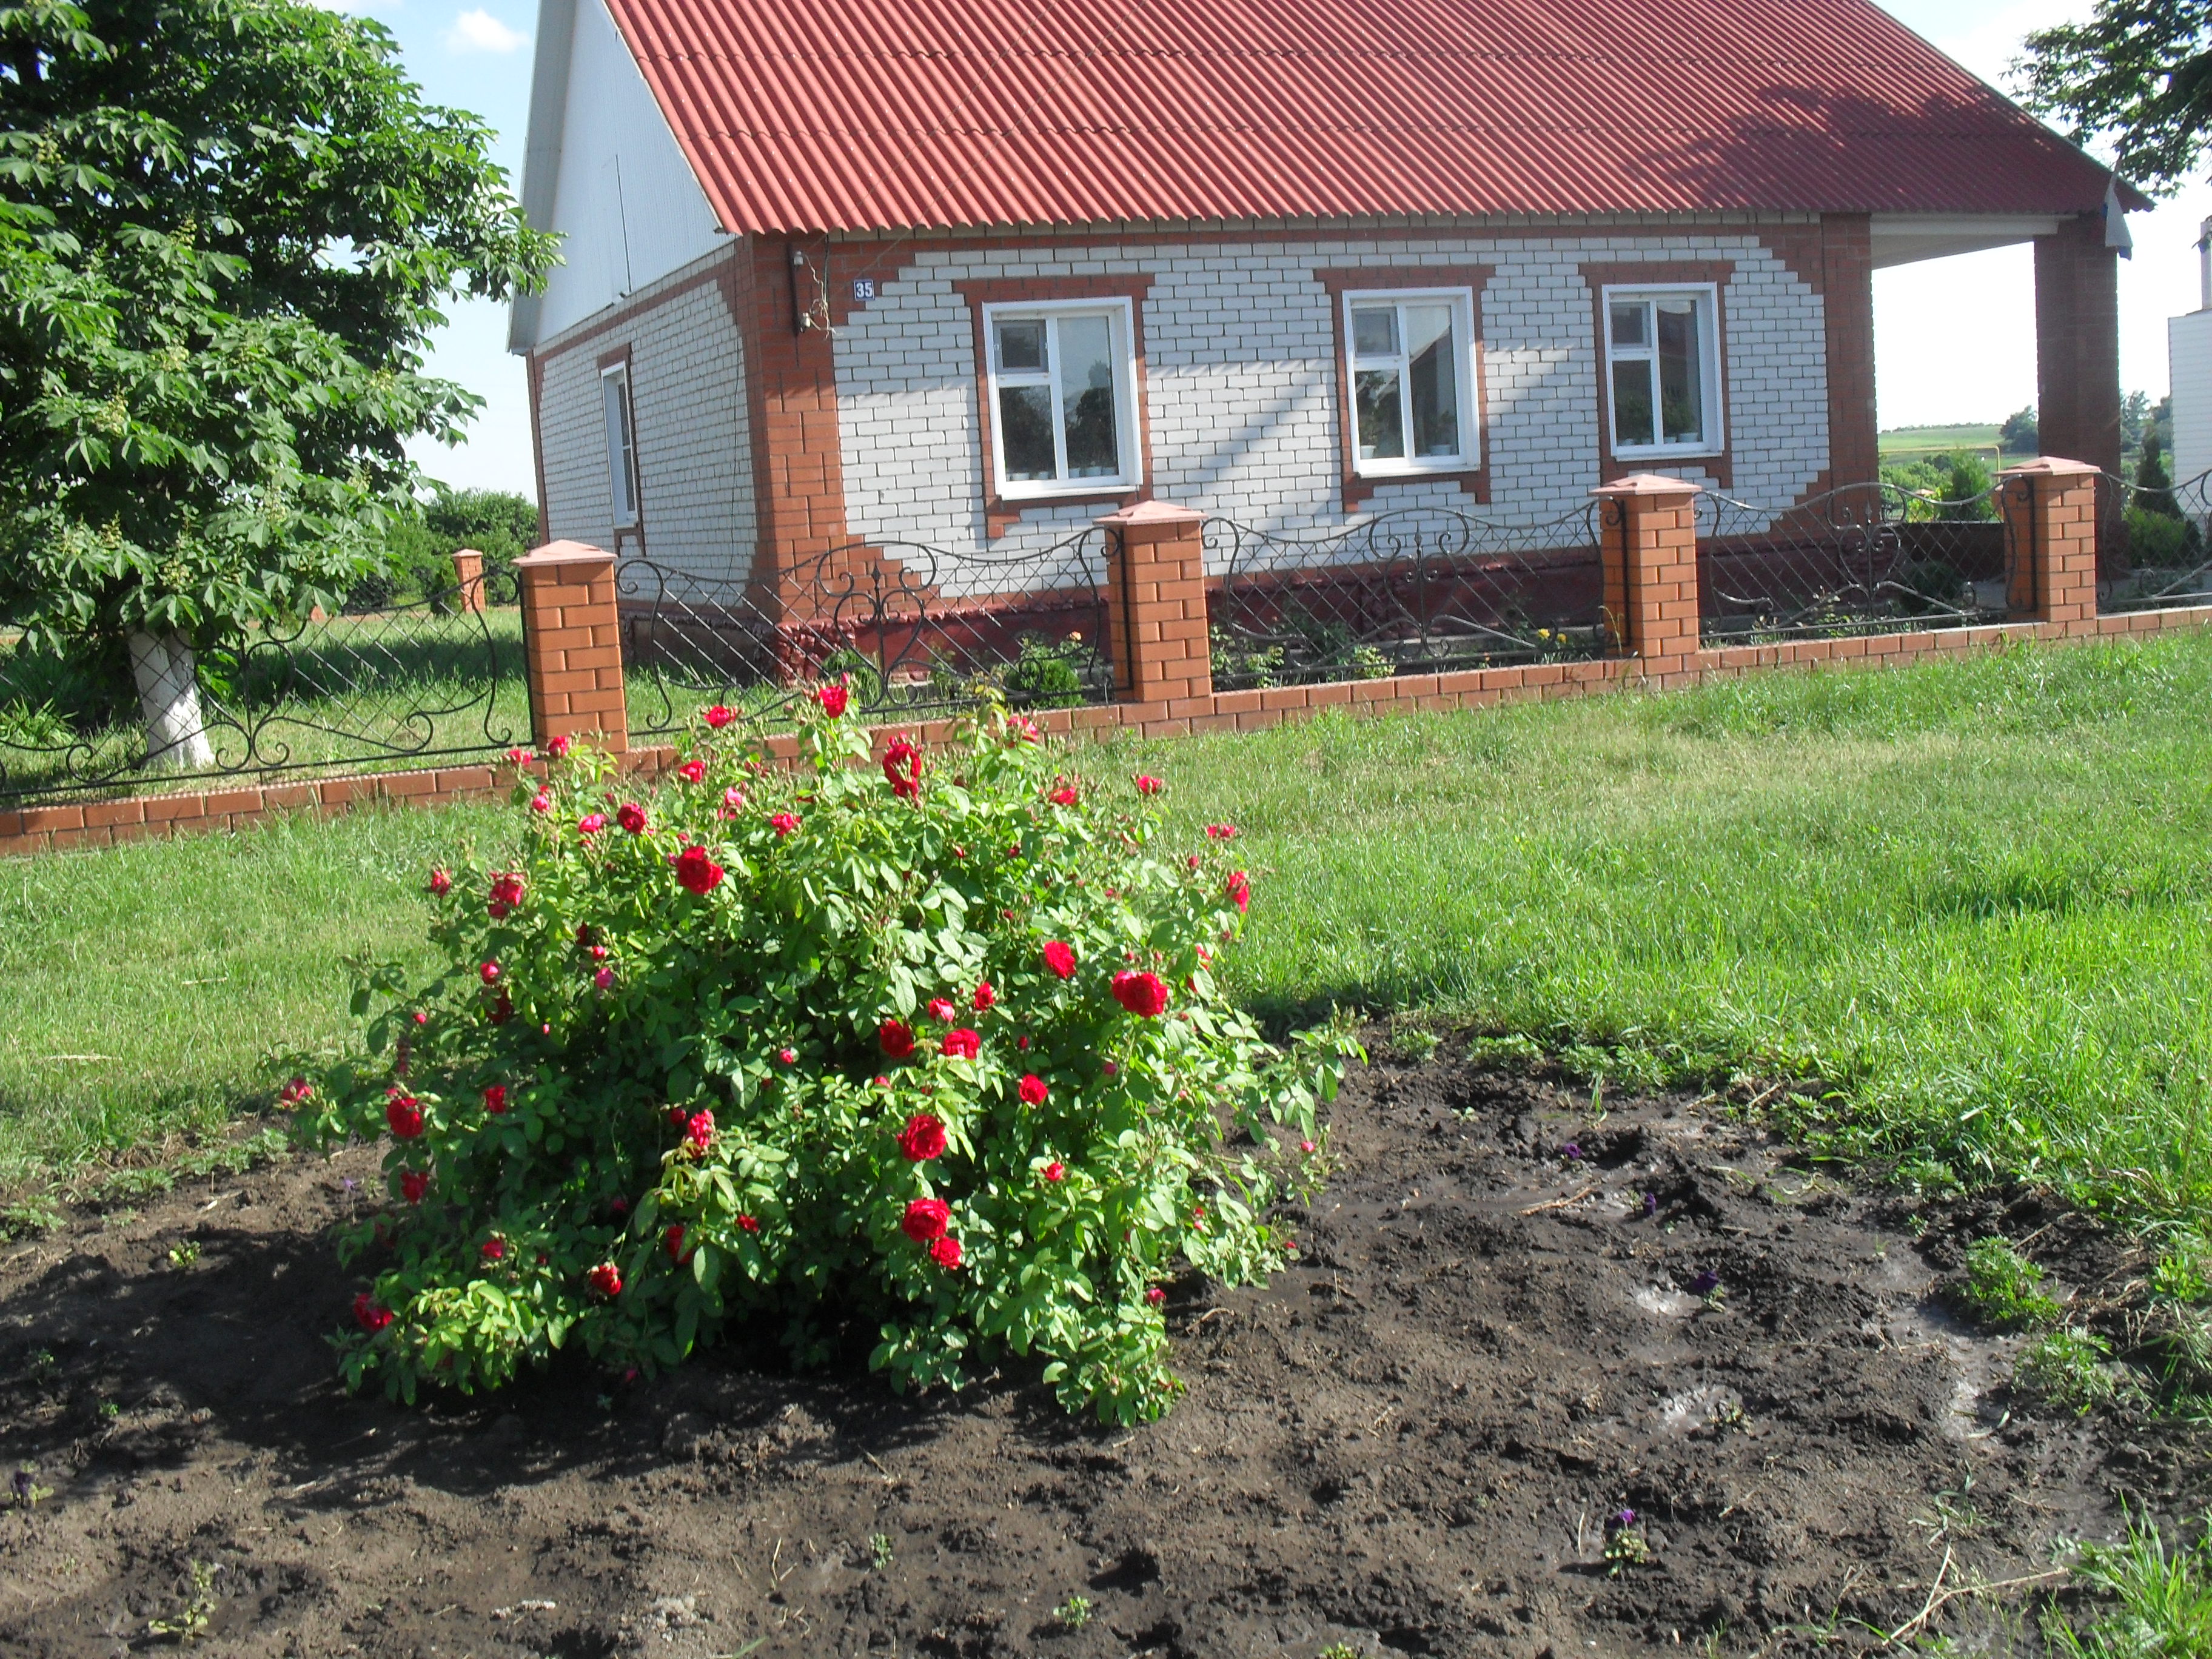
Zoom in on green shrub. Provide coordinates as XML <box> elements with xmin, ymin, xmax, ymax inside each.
<box><xmin>294</xmin><ymin>703</ymin><xmax>1350</xmax><ymax>1422</ymax></box>
<box><xmin>1958</xmin><ymin>1236</ymin><xmax>2063</xmax><ymax>1330</ymax></box>
<box><xmin>2123</xmin><ymin>506</ymin><xmax>2196</xmax><ymax>570</ymax></box>
<box><xmin>1001</xmin><ymin>635</ymin><xmax>1090</xmax><ymax>709</ymax></box>
<box><xmin>2017</xmin><ymin>1328</ymin><xmax>2119</xmax><ymax>1413</ymax></box>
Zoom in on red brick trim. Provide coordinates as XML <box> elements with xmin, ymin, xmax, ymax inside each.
<box><xmin>1313</xmin><ymin>266</ymin><xmax>1493</xmax><ymax>511</ymax></box>
<box><xmin>950</xmin><ymin>276</ymin><xmax>1157</xmax><ymax>539</ymax></box>
<box><xmin>1579</xmin><ymin>261</ymin><xmax>1736</xmax><ymax>491</ymax></box>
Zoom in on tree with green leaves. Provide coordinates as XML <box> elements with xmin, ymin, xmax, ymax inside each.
<box><xmin>2020</xmin><ymin>2</ymin><xmax>2212</xmax><ymax>195</ymax></box>
<box><xmin>0</xmin><ymin>0</ymin><xmax>552</xmax><ymax>769</ymax></box>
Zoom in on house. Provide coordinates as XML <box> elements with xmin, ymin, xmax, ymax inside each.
<box><xmin>2171</xmin><ymin>218</ymin><xmax>2212</xmax><ymax>492</ymax></box>
<box><xmin>509</xmin><ymin>0</ymin><xmax>2139</xmax><ymax>604</ymax></box>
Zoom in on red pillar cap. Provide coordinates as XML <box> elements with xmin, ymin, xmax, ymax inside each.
<box><xmin>1096</xmin><ymin>500</ymin><xmax>1205</xmax><ymax>527</ymax></box>
<box><xmin>1998</xmin><ymin>456</ymin><xmax>2100</xmax><ymax>477</ymax></box>
<box><xmin>515</xmin><ymin>540</ymin><xmax>614</xmax><ymax>566</ymax></box>
<box><xmin>1590</xmin><ymin>474</ymin><xmax>1707</xmax><ymax>498</ymax></box>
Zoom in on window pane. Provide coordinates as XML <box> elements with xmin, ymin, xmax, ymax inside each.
<box><xmin>1656</xmin><ymin>298</ymin><xmax>1704</xmax><ymax>445</ymax></box>
<box><xmin>999</xmin><ymin>384</ymin><xmax>1056</xmax><ymax>481</ymax></box>
<box><xmin>603</xmin><ymin>375</ymin><xmax>635</xmax><ymax>523</ymax></box>
<box><xmin>1352</xmin><ymin>306</ymin><xmax>1398</xmax><ymax>357</ymax></box>
<box><xmin>996</xmin><ymin>318</ymin><xmax>1047</xmax><ymax>375</ymax></box>
<box><xmin>1404</xmin><ymin>304</ymin><xmax>1460</xmax><ymax>458</ymax></box>
<box><xmin>1611</xmin><ymin>358</ymin><xmax>1655</xmax><ymax>449</ymax></box>
<box><xmin>1056</xmin><ymin>315</ymin><xmax>1121</xmax><ymax>478</ymax></box>
<box><xmin>1610</xmin><ymin>301</ymin><xmax>1647</xmax><ymax>349</ymax></box>
<box><xmin>1355</xmin><ymin>368</ymin><xmax>1404</xmax><ymax>460</ymax></box>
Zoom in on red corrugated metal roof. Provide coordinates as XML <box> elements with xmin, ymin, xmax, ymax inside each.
<box><xmin>602</xmin><ymin>0</ymin><xmax>2135</xmax><ymax>235</ymax></box>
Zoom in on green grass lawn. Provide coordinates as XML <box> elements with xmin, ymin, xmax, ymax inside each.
<box><xmin>8</xmin><ymin>630</ymin><xmax>2212</xmax><ymax>1225</ymax></box>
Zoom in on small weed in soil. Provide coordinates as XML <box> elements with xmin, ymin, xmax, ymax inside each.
<box><xmin>1960</xmin><ymin>1236</ymin><xmax>2065</xmax><ymax>1330</ymax></box>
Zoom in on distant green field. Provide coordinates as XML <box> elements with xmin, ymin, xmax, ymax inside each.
<box><xmin>1879</xmin><ymin>424</ymin><xmax>2014</xmax><ymax>464</ymax></box>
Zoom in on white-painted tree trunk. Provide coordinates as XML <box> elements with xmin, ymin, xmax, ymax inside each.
<box><xmin>128</xmin><ymin>629</ymin><xmax>215</xmax><ymax>773</ymax></box>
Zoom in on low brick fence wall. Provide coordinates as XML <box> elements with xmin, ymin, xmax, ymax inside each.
<box><xmin>6</xmin><ymin>459</ymin><xmax>2207</xmax><ymax>857</ymax></box>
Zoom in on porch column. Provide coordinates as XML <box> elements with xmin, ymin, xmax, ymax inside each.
<box><xmin>2035</xmin><ymin>214</ymin><xmax>2123</xmax><ymax>480</ymax></box>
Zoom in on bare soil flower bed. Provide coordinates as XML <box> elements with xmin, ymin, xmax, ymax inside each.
<box><xmin>2</xmin><ymin>1039</ymin><xmax>2204</xmax><ymax>1658</ymax></box>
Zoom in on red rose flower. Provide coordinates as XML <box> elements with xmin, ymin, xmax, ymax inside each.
<box><xmin>930</xmin><ymin>1236</ymin><xmax>964</xmax><ymax>1270</ymax></box>
<box><xmin>1111</xmin><ymin>971</ymin><xmax>1170</xmax><ymax>1017</ymax></box>
<box><xmin>677</xmin><ymin>758</ymin><xmax>706</xmax><ymax>784</ymax></box>
<box><xmin>685</xmin><ymin>1110</ymin><xmax>715</xmax><ymax>1155</ymax></box>
<box><xmin>882</xmin><ymin>738</ymin><xmax>923</xmax><ymax>800</ymax></box>
<box><xmin>1134</xmin><ymin>774</ymin><xmax>1164</xmax><ymax>796</ymax></box>
<box><xmin>816</xmin><ymin>680</ymin><xmax>849</xmax><ymax>719</ymax></box>
<box><xmin>386</xmin><ymin>1095</ymin><xmax>424</xmax><ymax>1139</ymax></box>
<box><xmin>777</xmin><ymin>1047</ymin><xmax>797</xmax><ymax>1066</ymax></box>
<box><xmin>702</xmin><ymin>704</ymin><xmax>736</xmax><ymax>730</ymax></box>
<box><xmin>578</xmin><ymin>811</ymin><xmax>607</xmax><ymax>835</ymax></box>
<box><xmin>940</xmin><ymin>1028</ymin><xmax>980</xmax><ymax>1060</ymax></box>
<box><xmin>720</xmin><ymin>786</ymin><xmax>747</xmax><ymax>817</ymax></box>
<box><xmin>481</xmin><ymin>1237</ymin><xmax>506</xmax><ymax>1262</ymax></box>
<box><xmin>901</xmin><ymin>1197</ymin><xmax>950</xmax><ymax>1242</ymax></box>
<box><xmin>1226</xmin><ymin>870</ymin><xmax>1250</xmax><ymax>914</ymax></box>
<box><xmin>483</xmin><ymin>1084</ymin><xmax>508</xmax><ymax>1114</ymax></box>
<box><xmin>398</xmin><ymin>1168</ymin><xmax>429</xmax><ymax>1203</ymax></box>
<box><xmin>529</xmin><ymin>791</ymin><xmax>552</xmax><ymax>814</ymax></box>
<box><xmin>489</xmin><ymin>872</ymin><xmax>525</xmax><ymax>914</ymax></box>
<box><xmin>925</xmin><ymin>997</ymin><xmax>957</xmax><ymax>1024</ymax></box>
<box><xmin>278</xmin><ymin>1076</ymin><xmax>313</xmax><ymax>1107</ymax></box>
<box><xmin>1018</xmin><ymin>1074</ymin><xmax>1049</xmax><ymax>1105</ymax></box>
<box><xmin>737</xmin><ymin>1213</ymin><xmax>760</xmax><ymax>1233</ymax></box>
<box><xmin>668</xmin><ymin>1106</ymin><xmax>690</xmax><ymax>1128</ymax></box>
<box><xmin>489</xmin><ymin>989</ymin><xmax>513</xmax><ymax>1024</ymax></box>
<box><xmin>1299</xmin><ymin>1138</ymin><xmax>1317</xmax><ymax>1155</ymax></box>
<box><xmin>352</xmin><ymin>1293</ymin><xmax>394</xmax><ymax>1333</ymax></box>
<box><xmin>546</xmin><ymin>734</ymin><xmax>571</xmax><ymax>759</ymax></box>
<box><xmin>664</xmin><ymin>1224</ymin><xmax>689</xmax><ymax>1262</ymax></box>
<box><xmin>1145</xmin><ymin>1286</ymin><xmax>1165</xmax><ymax>1306</ymax></box>
<box><xmin>478</xmin><ymin>960</ymin><xmax>503</xmax><ymax>987</ymax></box>
<box><xmin>972</xmin><ymin>981</ymin><xmax>996</xmax><ymax>1011</ymax></box>
<box><xmin>897</xmin><ymin>1113</ymin><xmax>947</xmax><ymax>1162</ymax></box>
<box><xmin>506</xmin><ymin>747</ymin><xmax>534</xmax><ymax>768</ymax></box>
<box><xmin>1047</xmin><ymin>783</ymin><xmax>1078</xmax><ymax>806</ymax></box>
<box><xmin>1205</xmin><ymin>823</ymin><xmax>1238</xmax><ymax>840</ymax></box>
<box><xmin>879</xmin><ymin>1019</ymin><xmax>917</xmax><ymax>1061</ymax></box>
<box><xmin>594</xmin><ymin>965</ymin><xmax>614</xmax><ymax>990</ymax></box>
<box><xmin>1042</xmin><ymin>940</ymin><xmax>1078</xmax><ymax>980</ymax></box>
<box><xmin>674</xmin><ymin>845</ymin><xmax>725</xmax><ymax>894</ymax></box>
<box><xmin>587</xmin><ymin>1262</ymin><xmax>623</xmax><ymax>1297</ymax></box>
<box><xmin>770</xmin><ymin>812</ymin><xmax>800</xmax><ymax>838</ymax></box>
<box><xmin>1043</xmin><ymin>1160</ymin><xmax>1066</xmax><ymax>1182</ymax></box>
<box><xmin>617</xmin><ymin>802</ymin><xmax>647</xmax><ymax>834</ymax></box>
<box><xmin>428</xmin><ymin>868</ymin><xmax>453</xmax><ymax>896</ymax></box>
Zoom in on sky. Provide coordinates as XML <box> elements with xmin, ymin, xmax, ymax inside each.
<box><xmin>358</xmin><ymin>0</ymin><xmax>2212</xmax><ymax>494</ymax></box>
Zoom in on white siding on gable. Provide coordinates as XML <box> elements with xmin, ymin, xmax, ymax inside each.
<box><xmin>2170</xmin><ymin>309</ymin><xmax>2212</xmax><ymax>494</ymax></box>
<box><xmin>535</xmin><ymin>0</ymin><xmax>724</xmax><ymax>342</ymax></box>
<box><xmin>831</xmin><ymin>233</ymin><xmax>1831</xmax><ymax>565</ymax></box>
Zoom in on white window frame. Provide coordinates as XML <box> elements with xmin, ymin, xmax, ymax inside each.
<box><xmin>1600</xmin><ymin>283</ymin><xmax>1726</xmax><ymax>460</ymax></box>
<box><xmin>980</xmin><ymin>298</ymin><xmax>1142</xmax><ymax>501</ymax></box>
<box><xmin>1341</xmin><ymin>287</ymin><xmax>1481</xmax><ymax>478</ymax></box>
<box><xmin>602</xmin><ymin>364</ymin><xmax>639</xmax><ymax>528</ymax></box>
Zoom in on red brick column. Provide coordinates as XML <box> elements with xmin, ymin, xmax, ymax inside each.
<box><xmin>514</xmin><ymin>541</ymin><xmax>629</xmax><ymax>754</ymax></box>
<box><xmin>1591</xmin><ymin>474</ymin><xmax>1703</xmax><ymax>680</ymax></box>
<box><xmin>1099</xmin><ymin>501</ymin><xmax>1213</xmax><ymax>709</ymax></box>
<box><xmin>451</xmin><ymin>548</ymin><xmax>486</xmax><ymax>614</ymax></box>
<box><xmin>2000</xmin><ymin>457</ymin><xmax>2101</xmax><ymax>626</ymax></box>
<box><xmin>2036</xmin><ymin>215</ymin><xmax>2123</xmax><ymax>480</ymax></box>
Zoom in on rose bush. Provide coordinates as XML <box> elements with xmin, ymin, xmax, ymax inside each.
<box><xmin>294</xmin><ymin>702</ymin><xmax>1350</xmax><ymax>1422</ymax></box>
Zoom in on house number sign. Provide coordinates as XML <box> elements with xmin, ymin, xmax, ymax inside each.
<box><xmin>852</xmin><ymin>278</ymin><xmax>876</xmax><ymax>302</ymax></box>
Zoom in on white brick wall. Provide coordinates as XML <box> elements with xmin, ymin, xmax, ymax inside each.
<box><xmin>536</xmin><ymin>252</ymin><xmax>757</xmax><ymax>583</ymax></box>
<box><xmin>834</xmin><ymin>233</ymin><xmax>1831</xmax><ymax>568</ymax></box>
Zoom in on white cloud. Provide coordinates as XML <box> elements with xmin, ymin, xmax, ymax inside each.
<box><xmin>443</xmin><ymin>7</ymin><xmax>525</xmax><ymax>52</ymax></box>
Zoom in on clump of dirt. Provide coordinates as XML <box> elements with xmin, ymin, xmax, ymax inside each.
<box><xmin>0</xmin><ymin>1041</ymin><xmax>2204</xmax><ymax>1658</ymax></box>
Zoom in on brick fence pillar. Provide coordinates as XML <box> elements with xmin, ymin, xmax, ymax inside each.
<box><xmin>1099</xmin><ymin>501</ymin><xmax>1213</xmax><ymax>709</ymax></box>
<box><xmin>1999</xmin><ymin>456</ymin><xmax>2102</xmax><ymax>626</ymax></box>
<box><xmin>451</xmin><ymin>548</ymin><xmax>486</xmax><ymax>614</ymax></box>
<box><xmin>1591</xmin><ymin>474</ymin><xmax>1703</xmax><ymax>679</ymax></box>
<box><xmin>514</xmin><ymin>541</ymin><xmax>629</xmax><ymax>754</ymax></box>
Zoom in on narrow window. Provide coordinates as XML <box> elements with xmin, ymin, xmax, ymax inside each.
<box><xmin>602</xmin><ymin>365</ymin><xmax>638</xmax><ymax>526</ymax></box>
<box><xmin>982</xmin><ymin>300</ymin><xmax>1139</xmax><ymax>498</ymax></box>
<box><xmin>1343</xmin><ymin>289</ymin><xmax>1476</xmax><ymax>476</ymax></box>
<box><xmin>1603</xmin><ymin>285</ymin><xmax>1723</xmax><ymax>457</ymax></box>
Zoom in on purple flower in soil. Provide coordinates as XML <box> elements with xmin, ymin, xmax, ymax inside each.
<box><xmin>1643</xmin><ymin>1191</ymin><xmax>1659</xmax><ymax>1218</ymax></box>
<box><xmin>1605</xmin><ymin>1506</ymin><xmax>1636</xmax><ymax>1532</ymax></box>
<box><xmin>1559</xmin><ymin>1142</ymin><xmax>1583</xmax><ymax>1161</ymax></box>
<box><xmin>11</xmin><ymin>1469</ymin><xmax>30</xmax><ymax>1503</ymax></box>
<box><xmin>1689</xmin><ymin>1270</ymin><xmax>1721</xmax><ymax>1296</ymax></box>
<box><xmin>341</xmin><ymin>1178</ymin><xmax>358</xmax><ymax>1193</ymax></box>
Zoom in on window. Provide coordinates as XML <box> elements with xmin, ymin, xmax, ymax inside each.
<box><xmin>1342</xmin><ymin>289</ymin><xmax>1476</xmax><ymax>475</ymax></box>
<box><xmin>982</xmin><ymin>300</ymin><xmax>1139</xmax><ymax>498</ymax></box>
<box><xmin>602</xmin><ymin>365</ymin><xmax>638</xmax><ymax>526</ymax></box>
<box><xmin>1603</xmin><ymin>285</ymin><xmax>1723</xmax><ymax>457</ymax></box>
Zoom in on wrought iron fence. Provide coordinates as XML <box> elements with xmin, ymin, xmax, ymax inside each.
<box><xmin>619</xmin><ymin>527</ymin><xmax>1114</xmax><ymax>738</ymax></box>
<box><xmin>2096</xmin><ymin>467</ymin><xmax>2212</xmax><ymax>612</ymax></box>
<box><xmin>1697</xmin><ymin>482</ymin><xmax>2014</xmax><ymax>645</ymax></box>
<box><xmin>0</xmin><ymin>583</ymin><xmax>526</xmax><ymax>806</ymax></box>
<box><xmin>1199</xmin><ymin>504</ymin><xmax>1610</xmax><ymax>691</ymax></box>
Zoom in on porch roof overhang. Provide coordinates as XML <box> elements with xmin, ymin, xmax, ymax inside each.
<box><xmin>1869</xmin><ymin>214</ymin><xmax>2068</xmax><ymax>269</ymax></box>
